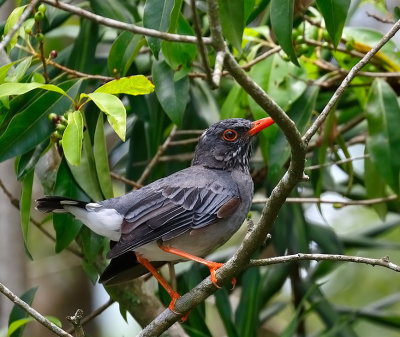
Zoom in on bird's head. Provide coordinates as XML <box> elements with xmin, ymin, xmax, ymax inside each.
<box><xmin>192</xmin><ymin>117</ymin><xmax>274</xmax><ymax>172</ymax></box>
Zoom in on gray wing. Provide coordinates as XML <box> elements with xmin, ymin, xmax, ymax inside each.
<box><xmin>105</xmin><ymin>167</ymin><xmax>241</xmax><ymax>259</ymax></box>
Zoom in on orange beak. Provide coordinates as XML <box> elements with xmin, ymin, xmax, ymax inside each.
<box><xmin>247</xmin><ymin>117</ymin><xmax>274</xmax><ymax>136</ymax></box>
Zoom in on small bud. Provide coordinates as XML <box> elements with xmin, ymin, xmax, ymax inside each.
<box><xmin>34</xmin><ymin>11</ymin><xmax>44</xmax><ymax>22</ymax></box>
<box><xmin>24</xmin><ymin>26</ymin><xmax>32</xmax><ymax>35</ymax></box>
<box><xmin>59</xmin><ymin>116</ymin><xmax>68</xmax><ymax>125</ymax></box>
<box><xmin>48</xmin><ymin>113</ymin><xmax>57</xmax><ymax>121</ymax></box>
<box><xmin>36</xmin><ymin>33</ymin><xmax>44</xmax><ymax>42</ymax></box>
<box><xmin>56</xmin><ymin>123</ymin><xmax>66</xmax><ymax>132</ymax></box>
<box><xmin>50</xmin><ymin>50</ymin><xmax>58</xmax><ymax>59</ymax></box>
<box><xmin>38</xmin><ymin>4</ymin><xmax>47</xmax><ymax>13</ymax></box>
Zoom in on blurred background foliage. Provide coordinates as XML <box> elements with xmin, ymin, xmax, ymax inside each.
<box><xmin>1</xmin><ymin>0</ymin><xmax>400</xmax><ymax>336</ymax></box>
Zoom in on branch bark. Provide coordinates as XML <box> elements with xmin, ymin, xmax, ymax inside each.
<box><xmin>41</xmin><ymin>0</ymin><xmax>211</xmax><ymax>45</ymax></box>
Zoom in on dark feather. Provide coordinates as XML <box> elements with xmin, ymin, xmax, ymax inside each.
<box><xmin>99</xmin><ymin>250</ymin><xmax>166</xmax><ymax>285</ymax></box>
<box><xmin>35</xmin><ymin>196</ymin><xmax>88</xmax><ymax>213</ymax></box>
<box><xmin>105</xmin><ymin>167</ymin><xmax>241</xmax><ymax>259</ymax></box>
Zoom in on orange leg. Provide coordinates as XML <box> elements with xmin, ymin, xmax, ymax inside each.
<box><xmin>158</xmin><ymin>243</ymin><xmax>236</xmax><ymax>289</ymax></box>
<box><xmin>135</xmin><ymin>253</ymin><xmax>189</xmax><ymax>321</ymax></box>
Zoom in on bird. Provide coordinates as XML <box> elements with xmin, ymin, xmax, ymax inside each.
<box><xmin>36</xmin><ymin>117</ymin><xmax>274</xmax><ymax>314</ymax></box>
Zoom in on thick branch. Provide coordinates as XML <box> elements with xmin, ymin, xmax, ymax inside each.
<box><xmin>0</xmin><ymin>281</ymin><xmax>73</xmax><ymax>337</ymax></box>
<box><xmin>40</xmin><ymin>0</ymin><xmax>211</xmax><ymax>45</ymax></box>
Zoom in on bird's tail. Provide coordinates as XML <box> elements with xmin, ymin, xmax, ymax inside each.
<box><xmin>35</xmin><ymin>196</ymin><xmax>88</xmax><ymax>213</ymax></box>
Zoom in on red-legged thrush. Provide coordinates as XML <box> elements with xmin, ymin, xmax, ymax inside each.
<box><xmin>36</xmin><ymin>117</ymin><xmax>274</xmax><ymax>314</ymax></box>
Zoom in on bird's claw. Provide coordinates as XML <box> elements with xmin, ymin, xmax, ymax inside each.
<box><xmin>168</xmin><ymin>294</ymin><xmax>189</xmax><ymax>323</ymax></box>
<box><xmin>209</xmin><ymin>263</ymin><xmax>236</xmax><ymax>290</ymax></box>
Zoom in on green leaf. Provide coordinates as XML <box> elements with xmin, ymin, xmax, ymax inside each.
<box><xmin>249</xmin><ymin>53</ymin><xmax>306</xmax><ymax>113</ymax></box>
<box><xmin>268</xmin><ymin>84</ymin><xmax>318</xmax><ymax>180</ymax></box>
<box><xmin>143</xmin><ymin>0</ymin><xmax>175</xmax><ymax>57</ymax></box>
<box><xmin>8</xmin><ymin>315</ymin><xmax>61</xmax><ymax>337</ymax></box>
<box><xmin>152</xmin><ymin>60</ymin><xmax>188</xmax><ymax>126</ymax></box>
<box><xmin>68</xmin><ymin>130</ymin><xmax>104</xmax><ymax>202</ymax></box>
<box><xmin>4</xmin><ymin>5</ymin><xmax>27</xmax><ymax>53</ymax></box>
<box><xmin>16</xmin><ymin>140</ymin><xmax>49</xmax><ymax>181</ymax></box>
<box><xmin>67</xmin><ymin>19</ymin><xmax>99</xmax><ymax>73</ymax></box>
<box><xmin>53</xmin><ymin>159</ymin><xmax>87</xmax><ymax>252</ymax></box>
<box><xmin>8</xmin><ymin>286</ymin><xmax>38</xmax><ymax>337</ymax></box>
<box><xmin>218</xmin><ymin>0</ymin><xmax>244</xmax><ymax>51</ymax></box>
<box><xmin>316</xmin><ymin>0</ymin><xmax>350</xmax><ymax>48</ymax></box>
<box><xmin>161</xmin><ymin>15</ymin><xmax>197</xmax><ymax>78</ymax></box>
<box><xmin>0</xmin><ymin>82</ymin><xmax>71</xmax><ymax>101</ymax></box>
<box><xmin>19</xmin><ymin>169</ymin><xmax>34</xmax><ymax>257</ymax></box>
<box><xmin>8</xmin><ymin>318</ymin><xmax>33</xmax><ymax>337</ymax></box>
<box><xmin>0</xmin><ymin>60</ymin><xmax>18</xmax><ymax>83</ymax></box>
<box><xmin>94</xmin><ymin>113</ymin><xmax>113</xmax><ymax>199</ymax></box>
<box><xmin>365</xmin><ymin>154</ymin><xmax>388</xmax><ymax>219</ymax></box>
<box><xmin>62</xmin><ymin>110</ymin><xmax>83</xmax><ymax>166</ymax></box>
<box><xmin>0</xmin><ymin>79</ymin><xmax>81</xmax><ymax>162</ymax></box>
<box><xmin>83</xmin><ymin>92</ymin><xmax>126</xmax><ymax>141</ymax></box>
<box><xmin>270</xmin><ymin>0</ymin><xmax>298</xmax><ymax>65</ymax></box>
<box><xmin>108</xmin><ymin>32</ymin><xmax>146</xmax><ymax>76</ymax></box>
<box><xmin>215</xmin><ymin>289</ymin><xmax>239</xmax><ymax>337</ymax></box>
<box><xmin>95</xmin><ymin>76</ymin><xmax>154</xmax><ymax>96</ymax></box>
<box><xmin>5</xmin><ymin>57</ymin><xmax>32</xmax><ymax>83</ymax></box>
<box><xmin>366</xmin><ymin>79</ymin><xmax>400</xmax><ymax>193</ymax></box>
<box><xmin>90</xmin><ymin>0</ymin><xmax>133</xmax><ymax>22</ymax></box>
<box><xmin>235</xmin><ymin>267</ymin><xmax>261</xmax><ymax>337</ymax></box>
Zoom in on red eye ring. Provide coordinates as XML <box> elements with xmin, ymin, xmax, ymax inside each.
<box><xmin>222</xmin><ymin>129</ymin><xmax>238</xmax><ymax>142</ymax></box>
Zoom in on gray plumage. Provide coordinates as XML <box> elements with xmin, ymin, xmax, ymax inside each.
<box><xmin>36</xmin><ymin>118</ymin><xmax>272</xmax><ymax>285</ymax></box>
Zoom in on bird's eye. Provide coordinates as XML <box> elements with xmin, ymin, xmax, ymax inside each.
<box><xmin>222</xmin><ymin>129</ymin><xmax>238</xmax><ymax>142</ymax></box>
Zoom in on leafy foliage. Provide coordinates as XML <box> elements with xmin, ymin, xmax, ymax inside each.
<box><xmin>1</xmin><ymin>0</ymin><xmax>400</xmax><ymax>336</ymax></box>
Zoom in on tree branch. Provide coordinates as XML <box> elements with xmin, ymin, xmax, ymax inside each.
<box><xmin>40</xmin><ymin>0</ymin><xmax>212</xmax><ymax>45</ymax></box>
<box><xmin>249</xmin><ymin>253</ymin><xmax>400</xmax><ymax>273</ymax></box>
<box><xmin>252</xmin><ymin>194</ymin><xmax>398</xmax><ymax>206</ymax></box>
<box><xmin>0</xmin><ymin>281</ymin><xmax>73</xmax><ymax>337</ymax></box>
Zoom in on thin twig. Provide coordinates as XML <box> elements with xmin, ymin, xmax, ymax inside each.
<box><xmin>0</xmin><ymin>0</ymin><xmax>40</xmax><ymax>51</ymax></box>
<box><xmin>41</xmin><ymin>0</ymin><xmax>212</xmax><ymax>45</ymax></box>
<box><xmin>190</xmin><ymin>0</ymin><xmax>215</xmax><ymax>88</ymax></box>
<box><xmin>0</xmin><ymin>281</ymin><xmax>73</xmax><ymax>337</ymax></box>
<box><xmin>169</xmin><ymin>137</ymin><xmax>199</xmax><ymax>146</ymax></box>
<box><xmin>252</xmin><ymin>194</ymin><xmax>398</xmax><ymax>206</ymax></box>
<box><xmin>174</xmin><ymin>130</ymin><xmax>204</xmax><ymax>135</ymax></box>
<box><xmin>66</xmin><ymin>299</ymin><xmax>115</xmax><ymax>334</ymax></box>
<box><xmin>241</xmin><ymin>46</ymin><xmax>281</xmax><ymax>71</ymax></box>
<box><xmin>249</xmin><ymin>253</ymin><xmax>400</xmax><ymax>273</ymax></box>
<box><xmin>47</xmin><ymin>59</ymin><xmax>113</xmax><ymax>81</ymax></box>
<box><xmin>137</xmin><ymin>126</ymin><xmax>178</xmax><ymax>185</ymax></box>
<box><xmin>303</xmin><ymin>18</ymin><xmax>400</xmax><ymax>143</ymax></box>
<box><xmin>159</xmin><ymin>153</ymin><xmax>194</xmax><ymax>162</ymax></box>
<box><xmin>110</xmin><ymin>172</ymin><xmax>143</xmax><ymax>189</ymax></box>
<box><xmin>305</xmin><ymin>154</ymin><xmax>368</xmax><ymax>171</ymax></box>
<box><xmin>309</xmin><ymin>57</ymin><xmax>400</xmax><ymax>78</ymax></box>
<box><xmin>367</xmin><ymin>11</ymin><xmax>394</xmax><ymax>24</ymax></box>
<box><xmin>66</xmin><ymin>309</ymin><xmax>85</xmax><ymax>337</ymax></box>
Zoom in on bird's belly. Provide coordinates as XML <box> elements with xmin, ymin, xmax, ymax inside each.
<box><xmin>136</xmin><ymin>214</ymin><xmax>248</xmax><ymax>262</ymax></box>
